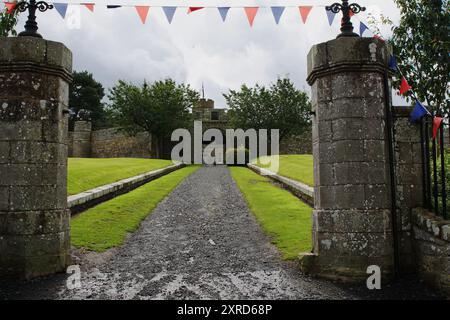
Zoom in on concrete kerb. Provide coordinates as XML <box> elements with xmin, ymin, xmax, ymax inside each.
<box><xmin>68</xmin><ymin>162</ymin><xmax>185</xmax><ymax>215</ymax></box>
<box><xmin>247</xmin><ymin>163</ymin><xmax>314</xmax><ymax>207</ymax></box>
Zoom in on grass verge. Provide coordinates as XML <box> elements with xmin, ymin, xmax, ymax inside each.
<box><xmin>71</xmin><ymin>166</ymin><xmax>199</xmax><ymax>252</ymax></box>
<box><xmin>229</xmin><ymin>167</ymin><xmax>312</xmax><ymax>260</ymax></box>
<box><xmin>252</xmin><ymin>154</ymin><xmax>314</xmax><ymax>187</ymax></box>
<box><xmin>68</xmin><ymin>158</ymin><xmax>173</xmax><ymax>195</ymax></box>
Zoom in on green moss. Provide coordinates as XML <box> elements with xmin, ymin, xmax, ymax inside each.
<box><xmin>229</xmin><ymin>167</ymin><xmax>312</xmax><ymax>260</ymax></box>
<box><xmin>68</xmin><ymin>158</ymin><xmax>173</xmax><ymax>195</ymax></box>
<box><xmin>71</xmin><ymin>166</ymin><xmax>199</xmax><ymax>252</ymax></box>
<box><xmin>252</xmin><ymin>154</ymin><xmax>314</xmax><ymax>187</ymax></box>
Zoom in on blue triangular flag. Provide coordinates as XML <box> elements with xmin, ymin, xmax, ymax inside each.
<box><xmin>53</xmin><ymin>3</ymin><xmax>68</xmax><ymax>19</ymax></box>
<box><xmin>326</xmin><ymin>9</ymin><xmax>336</xmax><ymax>26</ymax></box>
<box><xmin>388</xmin><ymin>55</ymin><xmax>398</xmax><ymax>71</ymax></box>
<box><xmin>162</xmin><ymin>6</ymin><xmax>177</xmax><ymax>24</ymax></box>
<box><xmin>410</xmin><ymin>100</ymin><xmax>429</xmax><ymax>122</ymax></box>
<box><xmin>359</xmin><ymin>22</ymin><xmax>368</xmax><ymax>36</ymax></box>
<box><xmin>218</xmin><ymin>7</ymin><xmax>230</xmax><ymax>22</ymax></box>
<box><xmin>271</xmin><ymin>7</ymin><xmax>285</xmax><ymax>25</ymax></box>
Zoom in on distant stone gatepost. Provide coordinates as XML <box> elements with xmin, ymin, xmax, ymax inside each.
<box><xmin>0</xmin><ymin>37</ymin><xmax>72</xmax><ymax>279</ymax></box>
<box><xmin>300</xmin><ymin>37</ymin><xmax>395</xmax><ymax>281</ymax></box>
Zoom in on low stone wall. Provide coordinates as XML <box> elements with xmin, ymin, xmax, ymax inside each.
<box><xmin>280</xmin><ymin>129</ymin><xmax>312</xmax><ymax>155</ymax></box>
<box><xmin>412</xmin><ymin>208</ymin><xmax>450</xmax><ymax>295</ymax></box>
<box><xmin>91</xmin><ymin>128</ymin><xmax>151</xmax><ymax>158</ymax></box>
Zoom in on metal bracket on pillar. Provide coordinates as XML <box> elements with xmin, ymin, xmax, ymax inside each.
<box><xmin>326</xmin><ymin>0</ymin><xmax>366</xmax><ymax>38</ymax></box>
<box><xmin>17</xmin><ymin>0</ymin><xmax>54</xmax><ymax>38</ymax></box>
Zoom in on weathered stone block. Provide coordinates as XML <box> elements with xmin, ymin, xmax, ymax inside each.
<box><xmin>9</xmin><ymin>185</ymin><xmax>66</xmax><ymax>211</ymax></box>
<box><xmin>0</xmin><ymin>141</ymin><xmax>9</xmax><ymax>163</ymax></box>
<box><xmin>317</xmin><ymin>184</ymin><xmax>365</xmax><ymax>209</ymax></box>
<box><xmin>313</xmin><ymin>209</ymin><xmax>391</xmax><ymax>233</ymax></box>
<box><xmin>334</xmin><ymin>140</ymin><xmax>365</xmax><ymax>162</ymax></box>
<box><xmin>10</xmin><ymin>141</ymin><xmax>62</xmax><ymax>164</ymax></box>
<box><xmin>0</xmin><ymin>120</ymin><xmax>42</xmax><ymax>141</ymax></box>
<box><xmin>364</xmin><ymin>184</ymin><xmax>390</xmax><ymax>209</ymax></box>
<box><xmin>364</xmin><ymin>140</ymin><xmax>387</xmax><ymax>162</ymax></box>
<box><xmin>0</xmin><ymin>210</ymin><xmax>69</xmax><ymax>235</ymax></box>
<box><xmin>0</xmin><ymin>186</ymin><xmax>9</xmax><ymax>211</ymax></box>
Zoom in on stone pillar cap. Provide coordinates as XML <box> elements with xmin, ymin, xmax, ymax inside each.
<box><xmin>0</xmin><ymin>37</ymin><xmax>72</xmax><ymax>82</ymax></box>
<box><xmin>307</xmin><ymin>37</ymin><xmax>391</xmax><ymax>85</ymax></box>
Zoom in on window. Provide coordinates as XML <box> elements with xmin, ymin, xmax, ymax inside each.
<box><xmin>211</xmin><ymin>111</ymin><xmax>219</xmax><ymax>121</ymax></box>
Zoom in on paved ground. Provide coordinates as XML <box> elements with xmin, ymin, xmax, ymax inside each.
<box><xmin>0</xmin><ymin>166</ymin><xmax>443</xmax><ymax>300</ymax></box>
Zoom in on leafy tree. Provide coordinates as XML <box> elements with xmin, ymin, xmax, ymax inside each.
<box><xmin>0</xmin><ymin>4</ymin><xmax>19</xmax><ymax>37</ymax></box>
<box><xmin>224</xmin><ymin>78</ymin><xmax>311</xmax><ymax>142</ymax></box>
<box><xmin>108</xmin><ymin>79</ymin><xmax>199</xmax><ymax>159</ymax></box>
<box><xmin>69</xmin><ymin>71</ymin><xmax>106</xmax><ymax>129</ymax></box>
<box><xmin>372</xmin><ymin>0</ymin><xmax>449</xmax><ymax>114</ymax></box>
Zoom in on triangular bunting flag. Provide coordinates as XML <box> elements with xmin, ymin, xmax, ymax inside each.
<box><xmin>271</xmin><ymin>7</ymin><xmax>285</xmax><ymax>25</ymax></box>
<box><xmin>82</xmin><ymin>3</ymin><xmax>95</xmax><ymax>12</ymax></box>
<box><xmin>326</xmin><ymin>9</ymin><xmax>336</xmax><ymax>26</ymax></box>
<box><xmin>53</xmin><ymin>3</ymin><xmax>68</xmax><ymax>19</ymax></box>
<box><xmin>244</xmin><ymin>7</ymin><xmax>259</xmax><ymax>27</ymax></box>
<box><xmin>359</xmin><ymin>22</ymin><xmax>368</xmax><ymax>36</ymax></box>
<box><xmin>162</xmin><ymin>6</ymin><xmax>177</xmax><ymax>24</ymax></box>
<box><xmin>432</xmin><ymin>117</ymin><xmax>444</xmax><ymax>140</ymax></box>
<box><xmin>399</xmin><ymin>77</ymin><xmax>411</xmax><ymax>95</ymax></box>
<box><xmin>349</xmin><ymin>11</ymin><xmax>355</xmax><ymax>18</ymax></box>
<box><xmin>5</xmin><ymin>2</ymin><xmax>17</xmax><ymax>14</ymax></box>
<box><xmin>388</xmin><ymin>55</ymin><xmax>398</xmax><ymax>71</ymax></box>
<box><xmin>135</xmin><ymin>6</ymin><xmax>150</xmax><ymax>24</ymax></box>
<box><xmin>410</xmin><ymin>100</ymin><xmax>429</xmax><ymax>123</ymax></box>
<box><xmin>373</xmin><ymin>34</ymin><xmax>385</xmax><ymax>42</ymax></box>
<box><xmin>188</xmin><ymin>7</ymin><xmax>204</xmax><ymax>14</ymax></box>
<box><xmin>218</xmin><ymin>7</ymin><xmax>230</xmax><ymax>22</ymax></box>
<box><xmin>299</xmin><ymin>6</ymin><xmax>313</xmax><ymax>24</ymax></box>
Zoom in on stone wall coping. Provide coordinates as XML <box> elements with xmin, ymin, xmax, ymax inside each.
<box><xmin>247</xmin><ymin>163</ymin><xmax>314</xmax><ymax>205</ymax></box>
<box><xmin>68</xmin><ymin>162</ymin><xmax>184</xmax><ymax>211</ymax></box>
<box><xmin>412</xmin><ymin>207</ymin><xmax>450</xmax><ymax>243</ymax></box>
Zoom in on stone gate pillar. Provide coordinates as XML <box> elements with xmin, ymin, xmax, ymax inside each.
<box><xmin>72</xmin><ymin>120</ymin><xmax>92</xmax><ymax>158</ymax></box>
<box><xmin>300</xmin><ymin>37</ymin><xmax>394</xmax><ymax>281</ymax></box>
<box><xmin>0</xmin><ymin>37</ymin><xmax>72</xmax><ymax>279</ymax></box>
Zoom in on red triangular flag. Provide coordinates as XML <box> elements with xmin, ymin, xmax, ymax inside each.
<box><xmin>373</xmin><ymin>34</ymin><xmax>385</xmax><ymax>42</ymax></box>
<box><xmin>5</xmin><ymin>2</ymin><xmax>17</xmax><ymax>14</ymax></box>
<box><xmin>135</xmin><ymin>6</ymin><xmax>150</xmax><ymax>24</ymax></box>
<box><xmin>432</xmin><ymin>117</ymin><xmax>444</xmax><ymax>140</ymax></box>
<box><xmin>299</xmin><ymin>6</ymin><xmax>313</xmax><ymax>24</ymax></box>
<box><xmin>399</xmin><ymin>77</ymin><xmax>411</xmax><ymax>95</ymax></box>
<box><xmin>188</xmin><ymin>7</ymin><xmax>204</xmax><ymax>14</ymax></box>
<box><xmin>83</xmin><ymin>3</ymin><xmax>95</xmax><ymax>12</ymax></box>
<box><xmin>244</xmin><ymin>7</ymin><xmax>259</xmax><ymax>27</ymax></box>
<box><xmin>349</xmin><ymin>11</ymin><xmax>355</xmax><ymax>18</ymax></box>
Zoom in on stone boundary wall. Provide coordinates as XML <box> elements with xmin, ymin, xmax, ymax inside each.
<box><xmin>68</xmin><ymin>126</ymin><xmax>152</xmax><ymax>158</ymax></box>
<box><xmin>412</xmin><ymin>208</ymin><xmax>450</xmax><ymax>295</ymax></box>
<box><xmin>280</xmin><ymin>129</ymin><xmax>312</xmax><ymax>155</ymax></box>
<box><xmin>68</xmin><ymin>163</ymin><xmax>184</xmax><ymax>215</ymax></box>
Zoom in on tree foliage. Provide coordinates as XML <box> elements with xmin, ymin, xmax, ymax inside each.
<box><xmin>224</xmin><ymin>78</ymin><xmax>311</xmax><ymax>141</ymax></box>
<box><xmin>108</xmin><ymin>79</ymin><xmax>199</xmax><ymax>157</ymax></box>
<box><xmin>378</xmin><ymin>0</ymin><xmax>450</xmax><ymax>113</ymax></box>
<box><xmin>69</xmin><ymin>71</ymin><xmax>106</xmax><ymax>128</ymax></box>
<box><xmin>0</xmin><ymin>6</ymin><xmax>19</xmax><ymax>37</ymax></box>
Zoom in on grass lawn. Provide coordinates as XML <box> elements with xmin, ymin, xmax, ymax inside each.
<box><xmin>252</xmin><ymin>154</ymin><xmax>314</xmax><ymax>187</ymax></box>
<box><xmin>68</xmin><ymin>158</ymin><xmax>173</xmax><ymax>195</ymax></box>
<box><xmin>71</xmin><ymin>166</ymin><xmax>199</xmax><ymax>252</ymax></box>
<box><xmin>229</xmin><ymin>167</ymin><xmax>312</xmax><ymax>260</ymax></box>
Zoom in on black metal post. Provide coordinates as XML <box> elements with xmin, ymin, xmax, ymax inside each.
<box><xmin>432</xmin><ymin>132</ymin><xmax>439</xmax><ymax>214</ymax></box>
<box><xmin>17</xmin><ymin>0</ymin><xmax>53</xmax><ymax>38</ymax></box>
<box><xmin>439</xmin><ymin>124</ymin><xmax>447</xmax><ymax>218</ymax></box>
<box><xmin>425</xmin><ymin>119</ymin><xmax>432</xmax><ymax>209</ymax></box>
<box><xmin>326</xmin><ymin>0</ymin><xmax>366</xmax><ymax>38</ymax></box>
<box><xmin>420</xmin><ymin>119</ymin><xmax>428</xmax><ymax>206</ymax></box>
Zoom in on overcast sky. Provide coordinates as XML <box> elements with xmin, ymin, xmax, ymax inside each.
<box><xmin>11</xmin><ymin>0</ymin><xmax>403</xmax><ymax>107</ymax></box>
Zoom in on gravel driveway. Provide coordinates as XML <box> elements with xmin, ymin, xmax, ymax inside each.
<box><xmin>0</xmin><ymin>166</ymin><xmax>442</xmax><ymax>300</ymax></box>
